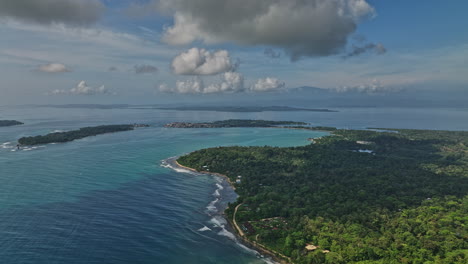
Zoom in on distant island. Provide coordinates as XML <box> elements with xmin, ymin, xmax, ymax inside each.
<box><xmin>38</xmin><ymin>104</ymin><xmax>337</xmax><ymax>113</ymax></box>
<box><xmin>176</xmin><ymin>125</ymin><xmax>468</xmax><ymax>264</ymax></box>
<box><xmin>0</xmin><ymin>120</ymin><xmax>24</xmax><ymax>127</ymax></box>
<box><xmin>38</xmin><ymin>104</ymin><xmax>130</xmax><ymax>109</ymax></box>
<box><xmin>165</xmin><ymin>119</ymin><xmax>307</xmax><ymax>128</ymax></box>
<box><xmin>157</xmin><ymin>106</ymin><xmax>337</xmax><ymax>113</ymax></box>
<box><xmin>18</xmin><ymin>124</ymin><xmax>149</xmax><ymax>146</ymax></box>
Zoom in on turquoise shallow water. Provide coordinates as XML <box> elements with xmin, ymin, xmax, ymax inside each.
<box><xmin>0</xmin><ymin>106</ymin><xmax>467</xmax><ymax>264</ymax></box>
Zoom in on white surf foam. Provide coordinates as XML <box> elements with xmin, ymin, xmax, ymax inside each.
<box><xmin>160</xmin><ymin>158</ymin><xmax>199</xmax><ymax>175</ymax></box>
<box><xmin>198</xmin><ymin>226</ymin><xmax>212</xmax><ymax>232</ymax></box>
<box><xmin>259</xmin><ymin>258</ymin><xmax>279</xmax><ymax>264</ymax></box>
<box><xmin>209</xmin><ymin>216</ymin><xmax>226</xmax><ymax>228</ymax></box>
<box><xmin>1</xmin><ymin>142</ymin><xmax>14</xmax><ymax>149</ymax></box>
<box><xmin>206</xmin><ymin>198</ymin><xmax>219</xmax><ymax>213</ymax></box>
<box><xmin>217</xmin><ymin>228</ymin><xmax>237</xmax><ymax>240</ymax></box>
<box><xmin>216</xmin><ymin>226</ymin><xmax>263</xmax><ymax>257</ymax></box>
<box><xmin>173</xmin><ymin>167</ymin><xmax>195</xmax><ymax>174</ymax></box>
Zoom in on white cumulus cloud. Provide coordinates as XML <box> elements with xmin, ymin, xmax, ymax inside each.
<box><xmin>159</xmin><ymin>73</ymin><xmax>285</xmax><ymax>94</ymax></box>
<box><xmin>37</xmin><ymin>63</ymin><xmax>70</xmax><ymax>73</ymax></box>
<box><xmin>251</xmin><ymin>77</ymin><xmax>285</xmax><ymax>92</ymax></box>
<box><xmin>159</xmin><ymin>72</ymin><xmax>243</xmax><ymax>94</ymax></box>
<box><xmin>174</xmin><ymin>78</ymin><xmax>204</xmax><ymax>94</ymax></box>
<box><xmin>204</xmin><ymin>72</ymin><xmax>244</xmax><ymax>93</ymax></box>
<box><xmin>49</xmin><ymin>81</ymin><xmax>112</xmax><ymax>95</ymax></box>
<box><xmin>172</xmin><ymin>48</ymin><xmax>235</xmax><ymax>75</ymax></box>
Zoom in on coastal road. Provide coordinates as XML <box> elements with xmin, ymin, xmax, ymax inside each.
<box><xmin>233</xmin><ymin>203</ymin><xmax>245</xmax><ymax>237</ymax></box>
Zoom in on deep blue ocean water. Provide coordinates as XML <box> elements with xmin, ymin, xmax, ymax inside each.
<box><xmin>0</xmin><ymin>106</ymin><xmax>467</xmax><ymax>264</ymax></box>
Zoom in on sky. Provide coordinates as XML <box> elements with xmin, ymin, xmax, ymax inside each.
<box><xmin>0</xmin><ymin>0</ymin><xmax>467</xmax><ymax>106</ymax></box>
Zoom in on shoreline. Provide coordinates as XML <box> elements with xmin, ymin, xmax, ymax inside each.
<box><xmin>174</xmin><ymin>160</ymin><xmax>236</xmax><ymax>190</ymax></box>
<box><xmin>172</xmin><ymin>158</ymin><xmax>292</xmax><ymax>264</ymax></box>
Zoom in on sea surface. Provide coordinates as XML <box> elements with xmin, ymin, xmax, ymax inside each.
<box><xmin>0</xmin><ymin>106</ymin><xmax>467</xmax><ymax>264</ymax></box>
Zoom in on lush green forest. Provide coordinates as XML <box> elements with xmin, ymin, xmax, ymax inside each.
<box><xmin>178</xmin><ymin>128</ymin><xmax>468</xmax><ymax>264</ymax></box>
<box><xmin>0</xmin><ymin>120</ymin><xmax>23</xmax><ymax>127</ymax></box>
<box><xmin>165</xmin><ymin>119</ymin><xmax>307</xmax><ymax>128</ymax></box>
<box><xmin>18</xmin><ymin>124</ymin><xmax>136</xmax><ymax>145</ymax></box>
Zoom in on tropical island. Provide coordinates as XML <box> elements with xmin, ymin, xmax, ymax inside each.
<box><xmin>18</xmin><ymin>124</ymin><xmax>149</xmax><ymax>146</ymax></box>
<box><xmin>157</xmin><ymin>106</ymin><xmax>337</xmax><ymax>113</ymax></box>
<box><xmin>176</xmin><ymin>124</ymin><xmax>468</xmax><ymax>264</ymax></box>
<box><xmin>0</xmin><ymin>120</ymin><xmax>24</xmax><ymax>127</ymax></box>
<box><xmin>165</xmin><ymin>119</ymin><xmax>308</xmax><ymax>128</ymax></box>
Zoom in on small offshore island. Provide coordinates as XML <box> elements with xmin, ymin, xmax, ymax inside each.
<box><xmin>0</xmin><ymin>120</ymin><xmax>24</xmax><ymax>127</ymax></box>
<box><xmin>175</xmin><ymin>122</ymin><xmax>468</xmax><ymax>264</ymax></box>
<box><xmin>18</xmin><ymin>124</ymin><xmax>149</xmax><ymax>146</ymax></box>
<box><xmin>165</xmin><ymin>119</ymin><xmax>307</xmax><ymax>128</ymax></box>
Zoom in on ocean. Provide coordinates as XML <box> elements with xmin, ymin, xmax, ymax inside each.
<box><xmin>0</xmin><ymin>106</ymin><xmax>467</xmax><ymax>264</ymax></box>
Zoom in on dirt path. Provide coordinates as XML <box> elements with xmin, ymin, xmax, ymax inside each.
<box><xmin>233</xmin><ymin>203</ymin><xmax>245</xmax><ymax>237</ymax></box>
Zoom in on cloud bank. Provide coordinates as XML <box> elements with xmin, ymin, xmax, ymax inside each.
<box><xmin>37</xmin><ymin>63</ymin><xmax>70</xmax><ymax>73</ymax></box>
<box><xmin>0</xmin><ymin>0</ymin><xmax>104</xmax><ymax>26</ymax></box>
<box><xmin>159</xmin><ymin>73</ymin><xmax>284</xmax><ymax>94</ymax></box>
<box><xmin>171</xmin><ymin>48</ymin><xmax>235</xmax><ymax>75</ymax></box>
<box><xmin>154</xmin><ymin>0</ymin><xmax>375</xmax><ymax>60</ymax></box>
<box><xmin>335</xmin><ymin>79</ymin><xmax>399</xmax><ymax>94</ymax></box>
<box><xmin>50</xmin><ymin>81</ymin><xmax>111</xmax><ymax>95</ymax></box>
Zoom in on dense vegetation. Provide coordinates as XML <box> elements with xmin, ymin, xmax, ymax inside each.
<box><xmin>18</xmin><ymin>125</ymin><xmax>136</xmax><ymax>145</ymax></box>
<box><xmin>165</xmin><ymin>119</ymin><xmax>307</xmax><ymax>128</ymax></box>
<box><xmin>178</xmin><ymin>128</ymin><xmax>468</xmax><ymax>264</ymax></box>
<box><xmin>0</xmin><ymin>120</ymin><xmax>23</xmax><ymax>127</ymax></box>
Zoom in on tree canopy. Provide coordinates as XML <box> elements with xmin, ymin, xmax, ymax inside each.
<box><xmin>178</xmin><ymin>128</ymin><xmax>468</xmax><ymax>264</ymax></box>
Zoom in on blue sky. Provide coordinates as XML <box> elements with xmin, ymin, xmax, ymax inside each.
<box><xmin>0</xmin><ymin>0</ymin><xmax>467</xmax><ymax>105</ymax></box>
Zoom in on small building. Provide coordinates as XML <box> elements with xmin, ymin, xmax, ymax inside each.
<box><xmin>236</xmin><ymin>179</ymin><xmax>241</xmax><ymax>184</ymax></box>
<box><xmin>305</xmin><ymin>244</ymin><xmax>318</xmax><ymax>251</ymax></box>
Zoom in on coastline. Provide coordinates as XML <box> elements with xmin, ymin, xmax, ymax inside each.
<box><xmin>174</xmin><ymin>160</ymin><xmax>236</xmax><ymax>190</ymax></box>
<box><xmin>171</xmin><ymin>158</ymin><xmax>292</xmax><ymax>264</ymax></box>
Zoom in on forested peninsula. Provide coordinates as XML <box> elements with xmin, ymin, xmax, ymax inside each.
<box><xmin>165</xmin><ymin>119</ymin><xmax>307</xmax><ymax>128</ymax></box>
<box><xmin>18</xmin><ymin>124</ymin><xmax>148</xmax><ymax>145</ymax></box>
<box><xmin>177</xmin><ymin>126</ymin><xmax>468</xmax><ymax>264</ymax></box>
<box><xmin>0</xmin><ymin>120</ymin><xmax>23</xmax><ymax>127</ymax></box>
